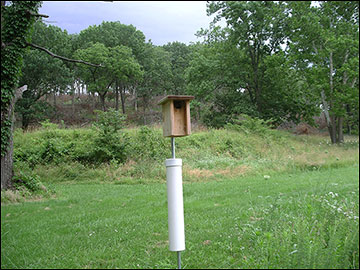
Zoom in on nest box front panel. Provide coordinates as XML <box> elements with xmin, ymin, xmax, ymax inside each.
<box><xmin>159</xmin><ymin>95</ymin><xmax>194</xmax><ymax>137</ymax></box>
<box><xmin>173</xmin><ymin>100</ymin><xmax>187</xmax><ymax>136</ymax></box>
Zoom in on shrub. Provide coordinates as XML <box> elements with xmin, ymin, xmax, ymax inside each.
<box><xmin>40</xmin><ymin>119</ymin><xmax>59</xmax><ymax>130</ymax></box>
<box><xmin>128</xmin><ymin>126</ymin><xmax>168</xmax><ymax>161</ymax></box>
<box><xmin>13</xmin><ymin>170</ymin><xmax>42</xmax><ymax>192</ymax></box>
<box><xmin>40</xmin><ymin>137</ymin><xmax>68</xmax><ymax>163</ymax></box>
<box><xmin>226</xmin><ymin>114</ymin><xmax>274</xmax><ymax>136</ymax></box>
<box><xmin>15</xmin><ymin>100</ymin><xmax>55</xmax><ymax>129</ymax></box>
<box><xmin>89</xmin><ymin>109</ymin><xmax>129</xmax><ymax>164</ymax></box>
<box><xmin>93</xmin><ymin>109</ymin><xmax>126</xmax><ymax>134</ymax></box>
<box><xmin>5</xmin><ymin>161</ymin><xmax>55</xmax><ymax>202</ymax></box>
<box><xmin>90</xmin><ymin>131</ymin><xmax>129</xmax><ymax>164</ymax></box>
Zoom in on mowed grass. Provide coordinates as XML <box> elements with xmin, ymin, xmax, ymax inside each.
<box><xmin>1</xmin><ymin>165</ymin><xmax>359</xmax><ymax>269</ymax></box>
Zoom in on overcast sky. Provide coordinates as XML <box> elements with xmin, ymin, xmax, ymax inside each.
<box><xmin>38</xmin><ymin>1</ymin><xmax>218</xmax><ymax>46</ymax></box>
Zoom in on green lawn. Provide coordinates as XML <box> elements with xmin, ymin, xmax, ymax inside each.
<box><xmin>1</xmin><ymin>165</ymin><xmax>359</xmax><ymax>269</ymax></box>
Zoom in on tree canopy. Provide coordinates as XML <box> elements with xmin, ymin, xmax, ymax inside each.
<box><xmin>186</xmin><ymin>0</ymin><xmax>359</xmax><ymax>140</ymax></box>
<box><xmin>7</xmin><ymin>0</ymin><xmax>360</xmax><ymax>145</ymax></box>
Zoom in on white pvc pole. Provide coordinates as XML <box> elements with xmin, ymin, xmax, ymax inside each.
<box><xmin>165</xmin><ymin>158</ymin><xmax>185</xmax><ymax>253</ymax></box>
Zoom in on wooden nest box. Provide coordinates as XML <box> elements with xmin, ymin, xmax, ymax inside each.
<box><xmin>158</xmin><ymin>95</ymin><xmax>194</xmax><ymax>137</ymax></box>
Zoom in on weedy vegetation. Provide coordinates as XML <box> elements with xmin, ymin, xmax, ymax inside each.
<box><xmin>1</xmin><ymin>116</ymin><xmax>359</xmax><ymax>269</ymax></box>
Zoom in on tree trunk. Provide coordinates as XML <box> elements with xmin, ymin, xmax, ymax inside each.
<box><xmin>120</xmin><ymin>85</ymin><xmax>126</xmax><ymax>114</ymax></box>
<box><xmin>92</xmin><ymin>92</ymin><xmax>97</xmax><ymax>110</ymax></box>
<box><xmin>1</xmin><ymin>85</ymin><xmax>27</xmax><ymax>189</ymax></box>
<box><xmin>115</xmin><ymin>84</ymin><xmax>119</xmax><ymax>111</ymax></box>
<box><xmin>330</xmin><ymin>115</ymin><xmax>337</xmax><ymax>144</ymax></box>
<box><xmin>78</xmin><ymin>83</ymin><xmax>82</xmax><ymax>98</ymax></box>
<box><xmin>71</xmin><ymin>85</ymin><xmax>75</xmax><ymax>117</ymax></box>
<box><xmin>143</xmin><ymin>105</ymin><xmax>147</xmax><ymax>125</ymax></box>
<box><xmin>53</xmin><ymin>90</ymin><xmax>57</xmax><ymax>107</ymax></box>
<box><xmin>345</xmin><ymin>104</ymin><xmax>352</xmax><ymax>135</ymax></box>
<box><xmin>338</xmin><ymin>116</ymin><xmax>344</xmax><ymax>143</ymax></box>
<box><xmin>99</xmin><ymin>93</ymin><xmax>106</xmax><ymax>111</ymax></box>
<box><xmin>133</xmin><ymin>87</ymin><xmax>138</xmax><ymax>112</ymax></box>
<box><xmin>328</xmin><ymin>51</ymin><xmax>337</xmax><ymax>144</ymax></box>
<box><xmin>320</xmin><ymin>90</ymin><xmax>336</xmax><ymax>143</ymax></box>
<box><xmin>21</xmin><ymin>109</ymin><xmax>31</xmax><ymax>130</ymax></box>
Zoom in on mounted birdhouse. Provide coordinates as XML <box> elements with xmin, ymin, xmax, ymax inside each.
<box><xmin>158</xmin><ymin>95</ymin><xmax>194</xmax><ymax>137</ymax></box>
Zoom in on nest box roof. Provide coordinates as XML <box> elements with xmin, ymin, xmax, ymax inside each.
<box><xmin>158</xmin><ymin>95</ymin><xmax>194</xmax><ymax>105</ymax></box>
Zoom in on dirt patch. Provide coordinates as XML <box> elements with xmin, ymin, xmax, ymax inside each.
<box><xmin>294</xmin><ymin>122</ymin><xmax>319</xmax><ymax>135</ymax></box>
<box><xmin>1</xmin><ymin>189</ymin><xmax>55</xmax><ymax>205</ymax></box>
<box><xmin>184</xmin><ymin>168</ymin><xmax>214</xmax><ymax>178</ymax></box>
<box><xmin>183</xmin><ymin>165</ymin><xmax>249</xmax><ymax>181</ymax></box>
<box><xmin>154</xmin><ymin>240</ymin><xmax>169</xmax><ymax>248</ymax></box>
<box><xmin>214</xmin><ymin>165</ymin><xmax>249</xmax><ymax>177</ymax></box>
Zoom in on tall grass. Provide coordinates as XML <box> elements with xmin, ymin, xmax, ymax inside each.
<box><xmin>12</xmin><ymin>125</ymin><xmax>359</xmax><ymax>185</ymax></box>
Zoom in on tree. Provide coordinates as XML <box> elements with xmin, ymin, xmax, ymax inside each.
<box><xmin>1</xmin><ymin>1</ymin><xmax>42</xmax><ymax>189</ymax></box>
<box><xmin>107</xmin><ymin>45</ymin><xmax>143</xmax><ymax>113</ymax></box>
<box><xmin>206</xmin><ymin>1</ymin><xmax>290</xmax><ymax>113</ymax></box>
<box><xmin>137</xmin><ymin>43</ymin><xmax>172</xmax><ymax>124</ymax></box>
<box><xmin>288</xmin><ymin>1</ymin><xmax>359</xmax><ymax>143</ymax></box>
<box><xmin>74</xmin><ymin>21</ymin><xmax>146</xmax><ymax>112</ymax></box>
<box><xmin>185</xmin><ymin>39</ymin><xmax>259</xmax><ymax>126</ymax></box>
<box><xmin>75</xmin><ymin>21</ymin><xmax>146</xmax><ymax>61</ymax></box>
<box><xmin>1</xmin><ymin>1</ymin><xmax>102</xmax><ymax>190</ymax></box>
<box><xmin>75</xmin><ymin>42</ymin><xmax>143</xmax><ymax>112</ymax></box>
<box><xmin>17</xmin><ymin>21</ymin><xmax>73</xmax><ymax>128</ymax></box>
<box><xmin>187</xmin><ymin>2</ymin><xmax>318</xmax><ymax>127</ymax></box>
<box><xmin>162</xmin><ymin>41</ymin><xmax>192</xmax><ymax>95</ymax></box>
<box><xmin>74</xmin><ymin>42</ymin><xmax>112</xmax><ymax>111</ymax></box>
<box><xmin>260</xmin><ymin>51</ymin><xmax>320</xmax><ymax>124</ymax></box>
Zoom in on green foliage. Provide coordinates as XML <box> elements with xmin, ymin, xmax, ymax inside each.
<box><xmin>13</xmin><ymin>125</ymin><xmax>359</xmax><ymax>187</ymax></box>
<box><xmin>19</xmin><ymin>21</ymin><xmax>73</xmax><ymax>92</ymax></box>
<box><xmin>1</xmin><ymin>1</ymin><xmax>42</xmax><ymax>156</ymax></box>
<box><xmin>129</xmin><ymin>126</ymin><xmax>168</xmax><ymax>161</ymax></box>
<box><xmin>204</xmin><ymin>1</ymin><xmax>291</xmax><ymax>116</ymax></box>
<box><xmin>9</xmin><ymin>160</ymin><xmax>55</xmax><ymax>200</ymax></box>
<box><xmin>13</xmin><ymin>169</ymin><xmax>42</xmax><ymax>193</ymax></box>
<box><xmin>91</xmin><ymin>133</ymin><xmax>129</xmax><ymax>164</ymax></box>
<box><xmin>188</xmin><ymin>0</ymin><xmax>359</xmax><ymax>141</ymax></box>
<box><xmin>17</xmin><ymin>22</ymin><xmax>73</xmax><ymax>128</ymax></box>
<box><xmin>90</xmin><ymin>109</ymin><xmax>129</xmax><ymax>164</ymax></box>
<box><xmin>14</xmin><ymin>123</ymin><xmax>87</xmax><ymax>167</ymax></box>
<box><xmin>74</xmin><ymin>43</ymin><xmax>143</xmax><ymax>111</ymax></box>
<box><xmin>1</xmin><ymin>119</ymin><xmax>12</xmax><ymax>156</ymax></box>
<box><xmin>260</xmin><ymin>52</ymin><xmax>320</xmax><ymax>125</ymax></box>
<box><xmin>225</xmin><ymin>114</ymin><xmax>275</xmax><ymax>136</ymax></box>
<box><xmin>75</xmin><ymin>21</ymin><xmax>146</xmax><ymax>61</ymax></box>
<box><xmin>137</xmin><ymin>43</ymin><xmax>172</xmax><ymax>113</ymax></box>
<box><xmin>40</xmin><ymin>119</ymin><xmax>59</xmax><ymax>130</ymax></box>
<box><xmin>93</xmin><ymin>109</ymin><xmax>126</xmax><ymax>134</ymax></box>
<box><xmin>200</xmin><ymin>91</ymin><xmax>260</xmax><ymax>128</ymax></box>
<box><xmin>108</xmin><ymin>45</ymin><xmax>143</xmax><ymax>83</ymax></box>
<box><xmin>287</xmin><ymin>1</ymin><xmax>359</xmax><ymax>143</ymax></box>
<box><xmin>14</xmin><ymin>114</ymin><xmax>130</xmax><ymax>166</ymax></box>
<box><xmin>16</xmin><ymin>98</ymin><xmax>55</xmax><ymax>129</ymax></box>
<box><xmin>74</xmin><ymin>42</ymin><xmax>110</xmax><ymax>98</ymax></box>
<box><xmin>186</xmin><ymin>32</ymin><xmax>311</xmax><ymax>128</ymax></box>
<box><xmin>162</xmin><ymin>41</ymin><xmax>192</xmax><ymax>94</ymax></box>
